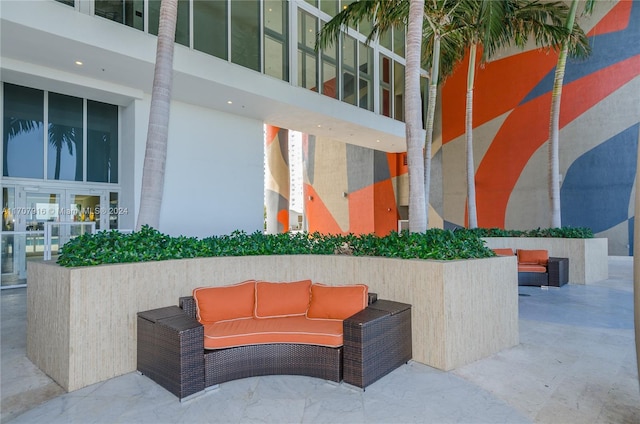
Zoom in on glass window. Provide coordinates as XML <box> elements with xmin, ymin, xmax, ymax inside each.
<box><xmin>109</xmin><ymin>192</ymin><xmax>119</xmax><ymax>229</ymax></box>
<box><xmin>48</xmin><ymin>93</ymin><xmax>83</xmax><ymax>181</ymax></box>
<box><xmin>394</xmin><ymin>61</ymin><xmax>405</xmax><ymax>122</ymax></box>
<box><xmin>358</xmin><ymin>42</ymin><xmax>373</xmax><ymax>111</ymax></box>
<box><xmin>342</xmin><ymin>35</ymin><xmax>357</xmax><ymax>105</ymax></box>
<box><xmin>264</xmin><ymin>0</ymin><xmax>289</xmax><ymax>81</ymax></box>
<box><xmin>95</xmin><ymin>0</ymin><xmax>144</xmax><ymax>31</ymax></box>
<box><xmin>194</xmin><ymin>0</ymin><xmax>228</xmax><ymax>60</ymax></box>
<box><xmin>380</xmin><ymin>55</ymin><xmax>391</xmax><ymax>117</ymax></box>
<box><xmin>393</xmin><ymin>25</ymin><xmax>405</xmax><ymax>57</ymax></box>
<box><xmin>320</xmin><ymin>22</ymin><xmax>337</xmax><ymax>99</ymax></box>
<box><xmin>87</xmin><ymin>101</ymin><xmax>118</xmax><ymax>183</ymax></box>
<box><xmin>379</xmin><ymin>29</ymin><xmax>392</xmax><ymax>51</ymax></box>
<box><xmin>231</xmin><ymin>0</ymin><xmax>261</xmax><ymax>72</ymax></box>
<box><xmin>149</xmin><ymin>0</ymin><xmax>189</xmax><ymax>47</ymax></box>
<box><xmin>320</xmin><ymin>0</ymin><xmax>338</xmax><ymax>17</ymax></box>
<box><xmin>298</xmin><ymin>9</ymin><xmax>318</xmax><ymax>90</ymax></box>
<box><xmin>3</xmin><ymin>84</ymin><xmax>44</xmax><ymax>179</ymax></box>
<box><xmin>55</xmin><ymin>0</ymin><xmax>75</xmax><ymax>6</ymax></box>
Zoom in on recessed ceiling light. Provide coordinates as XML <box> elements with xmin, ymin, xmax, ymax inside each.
<box><xmin>317</xmin><ymin>124</ymin><xmax>322</xmax><ymax>128</ymax></box>
<box><xmin>75</xmin><ymin>60</ymin><xmax>83</xmax><ymax>66</ymax></box>
<box><xmin>227</xmin><ymin>100</ymin><xmax>233</xmax><ymax>104</ymax></box>
<box><xmin>376</xmin><ymin>139</ymin><xmax>380</xmax><ymax>143</ymax></box>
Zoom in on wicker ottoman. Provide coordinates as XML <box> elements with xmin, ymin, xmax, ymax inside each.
<box><xmin>343</xmin><ymin>300</ymin><xmax>412</xmax><ymax>389</ymax></box>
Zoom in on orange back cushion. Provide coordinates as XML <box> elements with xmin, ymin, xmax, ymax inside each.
<box><xmin>492</xmin><ymin>248</ymin><xmax>514</xmax><ymax>256</ymax></box>
<box><xmin>193</xmin><ymin>280</ymin><xmax>256</xmax><ymax>324</ymax></box>
<box><xmin>517</xmin><ymin>249</ymin><xmax>549</xmax><ymax>265</ymax></box>
<box><xmin>307</xmin><ymin>283</ymin><xmax>368</xmax><ymax>320</ymax></box>
<box><xmin>254</xmin><ymin>280</ymin><xmax>312</xmax><ymax>318</ymax></box>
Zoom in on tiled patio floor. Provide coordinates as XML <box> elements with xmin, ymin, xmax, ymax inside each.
<box><xmin>1</xmin><ymin>257</ymin><xmax>638</xmax><ymax>423</ymax></box>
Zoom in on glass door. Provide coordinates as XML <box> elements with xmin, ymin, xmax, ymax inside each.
<box><xmin>1</xmin><ymin>186</ymin><xmax>110</xmax><ymax>287</ymax></box>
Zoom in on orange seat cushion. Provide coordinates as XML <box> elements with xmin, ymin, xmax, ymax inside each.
<box><xmin>306</xmin><ymin>283</ymin><xmax>368</xmax><ymax>320</ymax></box>
<box><xmin>492</xmin><ymin>248</ymin><xmax>514</xmax><ymax>256</ymax></box>
<box><xmin>254</xmin><ymin>280</ymin><xmax>312</xmax><ymax>318</ymax></box>
<box><xmin>517</xmin><ymin>249</ymin><xmax>549</xmax><ymax>266</ymax></box>
<box><xmin>202</xmin><ymin>316</ymin><xmax>343</xmax><ymax>349</ymax></box>
<box><xmin>518</xmin><ymin>264</ymin><xmax>547</xmax><ymax>273</ymax></box>
<box><xmin>193</xmin><ymin>280</ymin><xmax>256</xmax><ymax>325</ymax></box>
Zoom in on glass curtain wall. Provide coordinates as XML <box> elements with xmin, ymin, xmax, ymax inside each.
<box><xmin>2</xmin><ymin>83</ymin><xmax>119</xmax><ymax>185</ymax></box>
<box><xmin>320</xmin><ymin>21</ymin><xmax>338</xmax><ymax>99</ymax></box>
<box><xmin>149</xmin><ymin>0</ymin><xmax>189</xmax><ymax>46</ymax></box>
<box><xmin>298</xmin><ymin>9</ymin><xmax>318</xmax><ymax>91</ymax></box>
<box><xmin>264</xmin><ymin>0</ymin><xmax>289</xmax><ymax>81</ymax></box>
<box><xmin>231</xmin><ymin>0</ymin><xmax>261</xmax><ymax>72</ymax></box>
<box><xmin>95</xmin><ymin>0</ymin><xmax>144</xmax><ymax>30</ymax></box>
<box><xmin>194</xmin><ymin>0</ymin><xmax>228</xmax><ymax>60</ymax></box>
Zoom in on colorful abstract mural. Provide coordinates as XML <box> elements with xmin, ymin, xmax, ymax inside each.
<box><xmin>442</xmin><ymin>0</ymin><xmax>640</xmax><ymax>254</ymax></box>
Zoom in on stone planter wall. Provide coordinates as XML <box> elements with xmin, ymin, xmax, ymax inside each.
<box><xmin>27</xmin><ymin>255</ymin><xmax>518</xmax><ymax>392</ymax></box>
<box><xmin>483</xmin><ymin>237</ymin><xmax>608</xmax><ymax>284</ymax></box>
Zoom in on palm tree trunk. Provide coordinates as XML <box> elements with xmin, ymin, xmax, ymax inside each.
<box><xmin>548</xmin><ymin>0</ymin><xmax>579</xmax><ymax>229</ymax></box>
<box><xmin>423</xmin><ymin>35</ymin><xmax>441</xmax><ymax>229</ymax></box>
<box><xmin>465</xmin><ymin>43</ymin><xmax>478</xmax><ymax>228</ymax></box>
<box><xmin>406</xmin><ymin>0</ymin><xmax>427</xmax><ymax>233</ymax></box>
<box><xmin>136</xmin><ymin>0</ymin><xmax>178</xmax><ymax>230</ymax></box>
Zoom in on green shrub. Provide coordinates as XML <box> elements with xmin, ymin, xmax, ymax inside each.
<box><xmin>56</xmin><ymin>226</ymin><xmax>496</xmax><ymax>267</ymax></box>
<box><xmin>462</xmin><ymin>226</ymin><xmax>593</xmax><ymax>239</ymax></box>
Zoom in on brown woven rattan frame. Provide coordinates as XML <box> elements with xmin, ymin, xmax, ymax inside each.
<box><xmin>138</xmin><ymin>295</ymin><xmax>411</xmax><ymax>399</ymax></box>
<box><xmin>180</xmin><ymin>297</ymin><xmax>342</xmax><ymax>388</ymax></box>
<box><xmin>518</xmin><ymin>257</ymin><xmax>569</xmax><ymax>287</ymax></box>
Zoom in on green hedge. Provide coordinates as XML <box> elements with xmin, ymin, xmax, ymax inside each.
<box><xmin>56</xmin><ymin>226</ymin><xmax>494</xmax><ymax>267</ymax></box>
<box><xmin>462</xmin><ymin>226</ymin><xmax>593</xmax><ymax>239</ymax></box>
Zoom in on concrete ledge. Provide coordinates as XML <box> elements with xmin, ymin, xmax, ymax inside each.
<box><xmin>27</xmin><ymin>255</ymin><xmax>518</xmax><ymax>392</ymax></box>
<box><xmin>483</xmin><ymin>237</ymin><xmax>608</xmax><ymax>284</ymax></box>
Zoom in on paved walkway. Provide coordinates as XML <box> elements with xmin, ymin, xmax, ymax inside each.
<box><xmin>1</xmin><ymin>257</ymin><xmax>639</xmax><ymax>423</ymax></box>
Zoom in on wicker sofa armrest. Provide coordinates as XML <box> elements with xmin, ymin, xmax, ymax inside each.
<box><xmin>548</xmin><ymin>257</ymin><xmax>569</xmax><ymax>286</ymax></box>
<box><xmin>137</xmin><ymin>306</ymin><xmax>205</xmax><ymax>400</ymax></box>
<box><xmin>342</xmin><ymin>300</ymin><xmax>412</xmax><ymax>389</ymax></box>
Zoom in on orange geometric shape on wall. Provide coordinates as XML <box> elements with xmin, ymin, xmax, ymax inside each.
<box><xmin>442</xmin><ymin>48</ymin><xmax>558</xmax><ymax>144</ymax></box>
<box><xmin>373</xmin><ymin>179</ymin><xmax>400</xmax><ymax>236</ymax></box>
<box><xmin>588</xmin><ymin>0</ymin><xmax>632</xmax><ymax>36</ymax></box>
<box><xmin>474</xmin><ymin>55</ymin><xmax>640</xmax><ymax>228</ymax></box>
<box><xmin>304</xmin><ymin>184</ymin><xmax>343</xmax><ymax>234</ymax></box>
<box><xmin>277</xmin><ymin>209</ymin><xmax>289</xmax><ymax>233</ymax></box>
<box><xmin>265</xmin><ymin>124</ymin><xmax>279</xmax><ymax>147</ymax></box>
<box><xmin>348</xmin><ymin>185</ymin><xmax>375</xmax><ymax>235</ymax></box>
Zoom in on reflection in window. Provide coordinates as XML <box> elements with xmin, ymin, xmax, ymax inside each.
<box><xmin>264</xmin><ymin>0</ymin><xmax>288</xmax><ymax>81</ymax></box>
<box><xmin>95</xmin><ymin>0</ymin><xmax>144</xmax><ymax>31</ymax></box>
<box><xmin>394</xmin><ymin>61</ymin><xmax>405</xmax><ymax>122</ymax></box>
<box><xmin>231</xmin><ymin>0</ymin><xmax>261</xmax><ymax>72</ymax></box>
<box><xmin>194</xmin><ymin>0</ymin><xmax>228</xmax><ymax>60</ymax></box>
<box><xmin>87</xmin><ymin>101</ymin><xmax>118</xmax><ymax>183</ymax></box>
<box><xmin>320</xmin><ymin>21</ymin><xmax>337</xmax><ymax>99</ymax></box>
<box><xmin>298</xmin><ymin>9</ymin><xmax>318</xmax><ymax>90</ymax></box>
<box><xmin>48</xmin><ymin>93</ymin><xmax>83</xmax><ymax>181</ymax></box>
<box><xmin>359</xmin><ymin>42</ymin><xmax>373</xmax><ymax>111</ymax></box>
<box><xmin>393</xmin><ymin>25</ymin><xmax>405</xmax><ymax>57</ymax></box>
<box><xmin>342</xmin><ymin>35</ymin><xmax>357</xmax><ymax>105</ymax></box>
<box><xmin>320</xmin><ymin>0</ymin><xmax>338</xmax><ymax>17</ymax></box>
<box><xmin>149</xmin><ymin>0</ymin><xmax>189</xmax><ymax>46</ymax></box>
<box><xmin>380</xmin><ymin>55</ymin><xmax>391</xmax><ymax>118</ymax></box>
<box><xmin>3</xmin><ymin>84</ymin><xmax>44</xmax><ymax>178</ymax></box>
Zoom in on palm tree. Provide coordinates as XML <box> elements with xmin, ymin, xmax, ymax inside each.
<box><xmin>317</xmin><ymin>0</ymin><xmax>429</xmax><ymax>232</ymax></box>
<box><xmin>421</xmin><ymin>1</ymin><xmax>466</xmax><ymax>226</ymax></box>
<box><xmin>405</xmin><ymin>0</ymin><xmax>427</xmax><ymax>232</ymax></box>
<box><xmin>457</xmin><ymin>0</ymin><xmax>569</xmax><ymax>228</ymax></box>
<box><xmin>548</xmin><ymin>0</ymin><xmax>593</xmax><ymax>228</ymax></box>
<box><xmin>136</xmin><ymin>0</ymin><xmax>178</xmax><ymax>230</ymax></box>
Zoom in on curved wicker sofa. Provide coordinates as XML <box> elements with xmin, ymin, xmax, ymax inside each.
<box><xmin>137</xmin><ymin>280</ymin><xmax>412</xmax><ymax>400</ymax></box>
